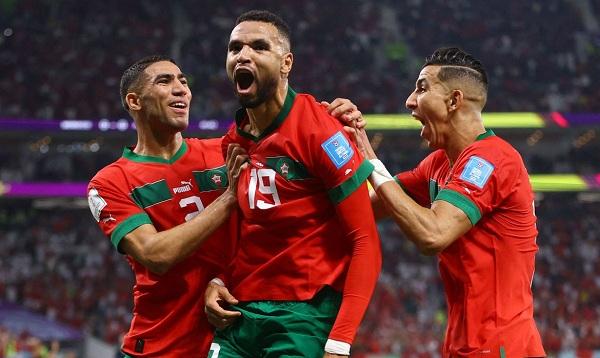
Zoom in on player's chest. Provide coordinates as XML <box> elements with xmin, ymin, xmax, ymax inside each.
<box><xmin>237</xmin><ymin>137</ymin><xmax>321</xmax><ymax>213</ymax></box>
<box><xmin>127</xmin><ymin>163</ymin><xmax>228</xmax><ymax>221</ymax></box>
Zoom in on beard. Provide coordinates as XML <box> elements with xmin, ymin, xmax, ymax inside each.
<box><xmin>235</xmin><ymin>76</ymin><xmax>278</xmax><ymax>109</ymax></box>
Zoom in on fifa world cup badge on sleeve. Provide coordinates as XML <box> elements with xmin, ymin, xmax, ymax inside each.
<box><xmin>459</xmin><ymin>156</ymin><xmax>494</xmax><ymax>189</ymax></box>
<box><xmin>321</xmin><ymin>131</ymin><xmax>354</xmax><ymax>169</ymax></box>
<box><xmin>88</xmin><ymin>188</ymin><xmax>107</xmax><ymax>222</ymax></box>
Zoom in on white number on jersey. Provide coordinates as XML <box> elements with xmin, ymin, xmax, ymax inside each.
<box><xmin>248</xmin><ymin>168</ymin><xmax>281</xmax><ymax>209</ymax></box>
<box><xmin>179</xmin><ymin>196</ymin><xmax>205</xmax><ymax>221</ymax></box>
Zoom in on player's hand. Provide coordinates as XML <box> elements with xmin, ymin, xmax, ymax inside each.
<box><xmin>352</xmin><ymin>127</ymin><xmax>377</xmax><ymax>160</ymax></box>
<box><xmin>323</xmin><ymin>353</ymin><xmax>348</xmax><ymax>358</ymax></box>
<box><xmin>204</xmin><ymin>280</ymin><xmax>241</xmax><ymax>329</ymax></box>
<box><xmin>225</xmin><ymin>143</ymin><xmax>248</xmax><ymax>196</ymax></box>
<box><xmin>321</xmin><ymin>98</ymin><xmax>366</xmax><ymax>133</ymax></box>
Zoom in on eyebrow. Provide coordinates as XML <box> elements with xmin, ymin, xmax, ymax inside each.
<box><xmin>416</xmin><ymin>78</ymin><xmax>428</xmax><ymax>88</ymax></box>
<box><xmin>228</xmin><ymin>39</ymin><xmax>271</xmax><ymax>49</ymax></box>
<box><xmin>153</xmin><ymin>73</ymin><xmax>187</xmax><ymax>82</ymax></box>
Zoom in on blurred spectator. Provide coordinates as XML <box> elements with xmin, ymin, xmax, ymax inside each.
<box><xmin>0</xmin><ymin>0</ymin><xmax>598</xmax><ymax>121</ymax></box>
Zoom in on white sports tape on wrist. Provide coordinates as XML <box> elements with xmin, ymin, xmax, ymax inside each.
<box><xmin>369</xmin><ymin>159</ymin><xmax>394</xmax><ymax>190</ymax></box>
<box><xmin>324</xmin><ymin>339</ymin><xmax>350</xmax><ymax>355</ymax></box>
<box><xmin>210</xmin><ymin>277</ymin><xmax>225</xmax><ymax>286</ymax></box>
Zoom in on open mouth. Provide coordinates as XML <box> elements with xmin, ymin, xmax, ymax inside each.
<box><xmin>169</xmin><ymin>101</ymin><xmax>187</xmax><ymax>109</ymax></box>
<box><xmin>235</xmin><ymin>69</ymin><xmax>255</xmax><ymax>91</ymax></box>
<box><xmin>168</xmin><ymin>101</ymin><xmax>188</xmax><ymax>113</ymax></box>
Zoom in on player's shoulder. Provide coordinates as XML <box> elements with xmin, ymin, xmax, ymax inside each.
<box><xmin>419</xmin><ymin>149</ymin><xmax>447</xmax><ymax>168</ymax></box>
<box><xmin>468</xmin><ymin>132</ymin><xmax>520</xmax><ymax>158</ymax></box>
<box><xmin>292</xmin><ymin>92</ymin><xmax>343</xmax><ymax>132</ymax></box>
<box><xmin>294</xmin><ymin>93</ymin><xmax>333</xmax><ymax>118</ymax></box>
<box><xmin>185</xmin><ymin>136</ymin><xmax>223</xmax><ymax>151</ymax></box>
<box><xmin>88</xmin><ymin>157</ymin><xmax>129</xmax><ymax>190</ymax></box>
<box><xmin>185</xmin><ymin>137</ymin><xmax>226</xmax><ymax>167</ymax></box>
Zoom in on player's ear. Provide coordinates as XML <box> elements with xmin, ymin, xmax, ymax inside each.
<box><xmin>281</xmin><ymin>52</ymin><xmax>293</xmax><ymax>77</ymax></box>
<box><xmin>126</xmin><ymin>92</ymin><xmax>142</xmax><ymax>111</ymax></box>
<box><xmin>448</xmin><ymin>89</ymin><xmax>463</xmax><ymax>112</ymax></box>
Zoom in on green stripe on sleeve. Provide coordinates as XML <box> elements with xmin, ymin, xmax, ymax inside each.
<box><xmin>111</xmin><ymin>213</ymin><xmax>152</xmax><ymax>253</ymax></box>
<box><xmin>327</xmin><ymin>160</ymin><xmax>374</xmax><ymax>204</ymax></box>
<box><xmin>435</xmin><ymin>189</ymin><xmax>482</xmax><ymax>225</ymax></box>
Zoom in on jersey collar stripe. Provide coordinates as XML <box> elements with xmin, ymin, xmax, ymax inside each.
<box><xmin>122</xmin><ymin>141</ymin><xmax>189</xmax><ymax>164</ymax></box>
<box><xmin>475</xmin><ymin>129</ymin><xmax>495</xmax><ymax>141</ymax></box>
<box><xmin>235</xmin><ymin>87</ymin><xmax>297</xmax><ymax>142</ymax></box>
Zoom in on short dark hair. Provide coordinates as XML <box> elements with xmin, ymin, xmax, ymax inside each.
<box><xmin>424</xmin><ymin>47</ymin><xmax>488</xmax><ymax>91</ymax></box>
<box><xmin>236</xmin><ymin>10</ymin><xmax>291</xmax><ymax>49</ymax></box>
<box><xmin>119</xmin><ymin>55</ymin><xmax>177</xmax><ymax>111</ymax></box>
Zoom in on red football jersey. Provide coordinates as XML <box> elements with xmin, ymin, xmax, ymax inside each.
<box><xmin>397</xmin><ymin>130</ymin><xmax>545</xmax><ymax>357</ymax></box>
<box><xmin>221</xmin><ymin>87</ymin><xmax>380</xmax><ymax>344</ymax></box>
<box><xmin>87</xmin><ymin>138</ymin><xmax>236</xmax><ymax>357</ymax></box>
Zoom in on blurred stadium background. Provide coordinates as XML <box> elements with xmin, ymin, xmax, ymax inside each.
<box><xmin>1</xmin><ymin>0</ymin><xmax>599</xmax><ymax>357</ymax></box>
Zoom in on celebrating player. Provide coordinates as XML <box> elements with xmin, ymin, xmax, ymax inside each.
<box><xmin>204</xmin><ymin>10</ymin><xmax>381</xmax><ymax>358</ymax></box>
<box><xmin>355</xmin><ymin>47</ymin><xmax>545</xmax><ymax>357</ymax></box>
<box><xmin>87</xmin><ymin>54</ymin><xmax>367</xmax><ymax>357</ymax></box>
<box><xmin>87</xmin><ymin>55</ymin><xmax>247</xmax><ymax>357</ymax></box>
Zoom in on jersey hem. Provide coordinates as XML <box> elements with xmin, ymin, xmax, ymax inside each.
<box><xmin>435</xmin><ymin>189</ymin><xmax>482</xmax><ymax>225</ymax></box>
<box><xmin>111</xmin><ymin>213</ymin><xmax>152</xmax><ymax>252</ymax></box>
<box><xmin>328</xmin><ymin>160</ymin><xmax>374</xmax><ymax>204</ymax></box>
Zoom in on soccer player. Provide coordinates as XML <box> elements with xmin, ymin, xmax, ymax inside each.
<box><xmin>87</xmin><ymin>55</ymin><xmax>248</xmax><ymax>357</ymax></box>
<box><xmin>88</xmin><ymin>55</ymin><xmax>364</xmax><ymax>357</ymax></box>
<box><xmin>204</xmin><ymin>10</ymin><xmax>381</xmax><ymax>358</ymax></box>
<box><xmin>356</xmin><ymin>47</ymin><xmax>546</xmax><ymax>357</ymax></box>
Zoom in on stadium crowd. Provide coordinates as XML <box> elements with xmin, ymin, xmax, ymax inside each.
<box><xmin>0</xmin><ymin>0</ymin><xmax>598</xmax><ymax>121</ymax></box>
<box><xmin>1</xmin><ymin>194</ymin><xmax>599</xmax><ymax>356</ymax></box>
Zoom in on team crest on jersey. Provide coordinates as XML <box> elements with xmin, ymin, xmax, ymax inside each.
<box><xmin>321</xmin><ymin>131</ymin><xmax>354</xmax><ymax>169</ymax></box>
<box><xmin>276</xmin><ymin>158</ymin><xmax>292</xmax><ymax>178</ymax></box>
<box><xmin>88</xmin><ymin>188</ymin><xmax>107</xmax><ymax>222</ymax></box>
<box><xmin>211</xmin><ymin>173</ymin><xmax>223</xmax><ymax>186</ymax></box>
<box><xmin>459</xmin><ymin>156</ymin><xmax>494</xmax><ymax>189</ymax></box>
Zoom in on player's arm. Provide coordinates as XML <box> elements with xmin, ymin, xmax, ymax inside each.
<box><xmin>326</xmin><ymin>183</ymin><xmax>382</xmax><ymax>356</ymax></box>
<box><xmin>121</xmin><ymin>144</ymin><xmax>247</xmax><ymax>274</ymax></box>
<box><xmin>355</xmin><ymin>128</ymin><xmax>472</xmax><ymax>255</ymax></box>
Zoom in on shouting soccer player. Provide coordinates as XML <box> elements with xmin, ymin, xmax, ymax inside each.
<box><xmin>355</xmin><ymin>47</ymin><xmax>546</xmax><ymax>357</ymax></box>
<box><xmin>205</xmin><ymin>10</ymin><xmax>381</xmax><ymax>358</ymax></box>
<box><xmin>88</xmin><ymin>55</ymin><xmax>368</xmax><ymax>357</ymax></box>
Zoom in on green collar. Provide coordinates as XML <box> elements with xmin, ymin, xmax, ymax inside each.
<box><xmin>122</xmin><ymin>140</ymin><xmax>188</xmax><ymax>164</ymax></box>
<box><xmin>476</xmin><ymin>129</ymin><xmax>495</xmax><ymax>141</ymax></box>
<box><xmin>235</xmin><ymin>87</ymin><xmax>297</xmax><ymax>142</ymax></box>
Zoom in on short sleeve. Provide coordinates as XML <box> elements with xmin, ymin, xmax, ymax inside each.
<box><xmin>88</xmin><ymin>175</ymin><xmax>151</xmax><ymax>252</ymax></box>
<box><xmin>303</xmin><ymin>103</ymin><xmax>373</xmax><ymax>204</ymax></box>
<box><xmin>436</xmin><ymin>144</ymin><xmax>517</xmax><ymax>225</ymax></box>
<box><xmin>395</xmin><ymin>153</ymin><xmax>438</xmax><ymax>208</ymax></box>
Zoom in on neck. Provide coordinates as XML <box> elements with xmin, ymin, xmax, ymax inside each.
<box><xmin>445</xmin><ymin>111</ymin><xmax>486</xmax><ymax>165</ymax></box>
<box><xmin>133</xmin><ymin>117</ymin><xmax>183</xmax><ymax>160</ymax></box>
<box><xmin>245</xmin><ymin>82</ymin><xmax>288</xmax><ymax>136</ymax></box>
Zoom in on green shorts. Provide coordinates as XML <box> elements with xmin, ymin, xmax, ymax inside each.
<box><xmin>209</xmin><ymin>286</ymin><xmax>341</xmax><ymax>358</ymax></box>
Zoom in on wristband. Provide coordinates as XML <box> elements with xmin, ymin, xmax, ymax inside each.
<box><xmin>368</xmin><ymin>159</ymin><xmax>394</xmax><ymax>190</ymax></box>
<box><xmin>324</xmin><ymin>339</ymin><xmax>350</xmax><ymax>355</ymax></box>
<box><xmin>210</xmin><ymin>277</ymin><xmax>225</xmax><ymax>286</ymax></box>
